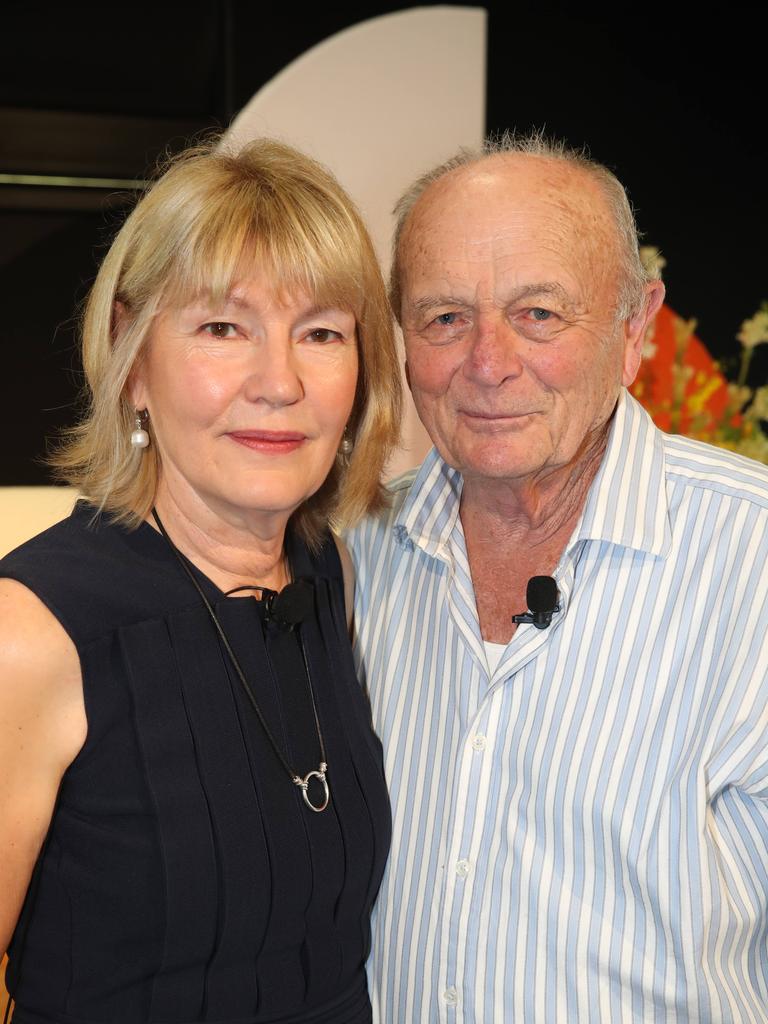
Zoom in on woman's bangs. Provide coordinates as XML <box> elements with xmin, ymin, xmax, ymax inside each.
<box><xmin>159</xmin><ymin>213</ymin><xmax>254</xmax><ymax>309</ymax></box>
<box><xmin>157</xmin><ymin>186</ymin><xmax>365</xmax><ymax>317</ymax></box>
<box><xmin>235</xmin><ymin>233</ymin><xmax>364</xmax><ymax>317</ymax></box>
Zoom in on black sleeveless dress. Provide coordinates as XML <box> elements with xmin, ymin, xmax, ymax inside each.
<box><xmin>1</xmin><ymin>503</ymin><xmax>390</xmax><ymax>1023</ymax></box>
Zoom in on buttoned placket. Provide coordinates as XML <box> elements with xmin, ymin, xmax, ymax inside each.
<box><xmin>434</xmin><ymin>534</ymin><xmax>581</xmax><ymax>1021</ymax></box>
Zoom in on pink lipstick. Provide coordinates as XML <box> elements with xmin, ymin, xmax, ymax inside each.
<box><xmin>228</xmin><ymin>430</ymin><xmax>306</xmax><ymax>454</ymax></box>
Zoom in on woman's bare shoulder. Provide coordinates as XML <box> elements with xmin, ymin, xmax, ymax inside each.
<box><xmin>0</xmin><ymin>578</ymin><xmax>85</xmax><ymax>951</ymax></box>
<box><xmin>0</xmin><ymin>578</ymin><xmax>85</xmax><ymax>763</ymax></box>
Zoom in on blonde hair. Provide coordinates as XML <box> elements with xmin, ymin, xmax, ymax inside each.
<box><xmin>390</xmin><ymin>130</ymin><xmax>656</xmax><ymax>322</ymax></box>
<box><xmin>54</xmin><ymin>137</ymin><xmax>401</xmax><ymax>546</ymax></box>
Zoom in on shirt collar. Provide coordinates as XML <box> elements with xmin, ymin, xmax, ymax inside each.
<box><xmin>395</xmin><ymin>447</ymin><xmax>463</xmax><ymax>560</ymax></box>
<box><xmin>574</xmin><ymin>389</ymin><xmax>671</xmax><ymax>557</ymax></box>
<box><xmin>395</xmin><ymin>389</ymin><xmax>671</xmax><ymax>561</ymax></box>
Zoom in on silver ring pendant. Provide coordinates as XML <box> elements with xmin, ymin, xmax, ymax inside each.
<box><xmin>295</xmin><ymin>768</ymin><xmax>330</xmax><ymax>812</ymax></box>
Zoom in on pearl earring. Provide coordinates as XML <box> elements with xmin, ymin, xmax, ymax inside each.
<box><xmin>339</xmin><ymin>433</ymin><xmax>353</xmax><ymax>457</ymax></box>
<box><xmin>130</xmin><ymin>410</ymin><xmax>150</xmax><ymax>449</ymax></box>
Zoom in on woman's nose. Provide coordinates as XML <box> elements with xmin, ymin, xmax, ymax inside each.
<box><xmin>243</xmin><ymin>337</ymin><xmax>304</xmax><ymax>406</ymax></box>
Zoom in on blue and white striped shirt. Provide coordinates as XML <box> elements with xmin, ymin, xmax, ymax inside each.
<box><xmin>348</xmin><ymin>391</ymin><xmax>768</xmax><ymax>1023</ymax></box>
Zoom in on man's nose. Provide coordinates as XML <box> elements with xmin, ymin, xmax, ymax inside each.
<box><xmin>463</xmin><ymin>316</ymin><xmax>524</xmax><ymax>386</ymax></box>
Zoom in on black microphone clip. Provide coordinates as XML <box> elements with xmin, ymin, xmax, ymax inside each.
<box><xmin>264</xmin><ymin>578</ymin><xmax>315</xmax><ymax>630</ymax></box>
<box><xmin>511</xmin><ymin>575</ymin><xmax>560</xmax><ymax>630</ymax></box>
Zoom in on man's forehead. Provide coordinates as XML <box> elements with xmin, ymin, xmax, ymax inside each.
<box><xmin>414</xmin><ymin>157</ymin><xmax>607</xmax><ymax>234</ymax></box>
<box><xmin>400</xmin><ymin>155</ymin><xmax>618</xmax><ymax>287</ymax></box>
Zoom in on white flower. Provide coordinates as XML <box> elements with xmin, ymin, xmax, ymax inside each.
<box><xmin>737</xmin><ymin>310</ymin><xmax>768</xmax><ymax>350</ymax></box>
<box><xmin>734</xmin><ymin>434</ymin><xmax>768</xmax><ymax>464</ymax></box>
<box><xmin>748</xmin><ymin>386</ymin><xmax>768</xmax><ymax>421</ymax></box>
<box><xmin>641</xmin><ymin>340</ymin><xmax>658</xmax><ymax>359</ymax></box>
<box><xmin>640</xmin><ymin>246</ymin><xmax>666</xmax><ymax>280</ymax></box>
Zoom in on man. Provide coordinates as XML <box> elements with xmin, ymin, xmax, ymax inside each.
<box><xmin>347</xmin><ymin>135</ymin><xmax>768</xmax><ymax>1022</ymax></box>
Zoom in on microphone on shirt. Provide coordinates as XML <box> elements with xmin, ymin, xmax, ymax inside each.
<box><xmin>226</xmin><ymin>579</ymin><xmax>315</xmax><ymax>630</ymax></box>
<box><xmin>265</xmin><ymin>579</ymin><xmax>315</xmax><ymax>629</ymax></box>
<box><xmin>512</xmin><ymin>576</ymin><xmax>560</xmax><ymax>630</ymax></box>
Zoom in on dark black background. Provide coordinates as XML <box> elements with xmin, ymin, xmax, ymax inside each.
<box><xmin>1</xmin><ymin>1</ymin><xmax>765</xmax><ymax>482</ymax></box>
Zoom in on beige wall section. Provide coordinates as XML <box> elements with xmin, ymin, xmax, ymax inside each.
<box><xmin>0</xmin><ymin>487</ymin><xmax>77</xmax><ymax>558</ymax></box>
<box><xmin>225</xmin><ymin>6</ymin><xmax>487</xmax><ymax>478</ymax></box>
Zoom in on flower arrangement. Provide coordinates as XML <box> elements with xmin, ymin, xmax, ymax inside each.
<box><xmin>629</xmin><ymin>248</ymin><xmax>768</xmax><ymax>463</ymax></box>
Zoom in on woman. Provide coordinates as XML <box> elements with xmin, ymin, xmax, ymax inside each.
<box><xmin>0</xmin><ymin>138</ymin><xmax>400</xmax><ymax>1022</ymax></box>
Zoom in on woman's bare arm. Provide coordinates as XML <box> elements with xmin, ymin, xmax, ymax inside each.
<box><xmin>0</xmin><ymin>579</ymin><xmax>86</xmax><ymax>954</ymax></box>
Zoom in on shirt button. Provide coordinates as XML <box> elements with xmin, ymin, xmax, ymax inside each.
<box><xmin>471</xmin><ymin>734</ymin><xmax>487</xmax><ymax>751</ymax></box>
<box><xmin>455</xmin><ymin>859</ymin><xmax>470</xmax><ymax>878</ymax></box>
<box><xmin>443</xmin><ymin>987</ymin><xmax>458</xmax><ymax>1005</ymax></box>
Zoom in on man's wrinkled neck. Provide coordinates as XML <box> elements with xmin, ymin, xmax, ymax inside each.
<box><xmin>459</xmin><ymin>417</ymin><xmax>611</xmax><ymax>545</ymax></box>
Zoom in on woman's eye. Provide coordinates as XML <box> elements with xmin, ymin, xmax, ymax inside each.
<box><xmin>307</xmin><ymin>328</ymin><xmax>342</xmax><ymax>343</ymax></box>
<box><xmin>202</xmin><ymin>321</ymin><xmax>238</xmax><ymax>339</ymax></box>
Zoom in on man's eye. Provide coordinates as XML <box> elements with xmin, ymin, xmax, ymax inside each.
<box><xmin>202</xmin><ymin>322</ymin><xmax>237</xmax><ymax>339</ymax></box>
<box><xmin>529</xmin><ymin>308</ymin><xmax>552</xmax><ymax>322</ymax></box>
<box><xmin>307</xmin><ymin>328</ymin><xmax>342</xmax><ymax>343</ymax></box>
<box><xmin>428</xmin><ymin>312</ymin><xmax>464</xmax><ymax>329</ymax></box>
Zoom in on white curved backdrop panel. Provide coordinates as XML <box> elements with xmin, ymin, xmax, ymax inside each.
<box><xmin>226</xmin><ymin>6</ymin><xmax>487</xmax><ymax>475</ymax></box>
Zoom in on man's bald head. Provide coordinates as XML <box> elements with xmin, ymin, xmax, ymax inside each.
<box><xmin>390</xmin><ymin>132</ymin><xmax>655</xmax><ymax>324</ymax></box>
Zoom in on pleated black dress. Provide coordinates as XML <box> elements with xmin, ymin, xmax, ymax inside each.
<box><xmin>1</xmin><ymin>503</ymin><xmax>390</xmax><ymax>1023</ymax></box>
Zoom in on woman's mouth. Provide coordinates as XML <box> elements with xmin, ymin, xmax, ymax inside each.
<box><xmin>227</xmin><ymin>430</ymin><xmax>306</xmax><ymax>454</ymax></box>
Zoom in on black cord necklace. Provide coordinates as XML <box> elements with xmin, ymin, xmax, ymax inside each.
<box><xmin>151</xmin><ymin>508</ymin><xmax>330</xmax><ymax>813</ymax></box>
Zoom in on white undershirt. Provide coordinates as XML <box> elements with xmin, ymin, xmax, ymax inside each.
<box><xmin>484</xmin><ymin>640</ymin><xmax>507</xmax><ymax>676</ymax></box>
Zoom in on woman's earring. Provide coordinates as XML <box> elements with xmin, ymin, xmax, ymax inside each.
<box><xmin>339</xmin><ymin>432</ymin><xmax>353</xmax><ymax>458</ymax></box>
<box><xmin>131</xmin><ymin>410</ymin><xmax>150</xmax><ymax>449</ymax></box>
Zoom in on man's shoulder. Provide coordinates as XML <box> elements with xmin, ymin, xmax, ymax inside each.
<box><xmin>346</xmin><ymin>468</ymin><xmax>419</xmax><ymax>559</ymax></box>
<box><xmin>385</xmin><ymin>467</ymin><xmax>421</xmax><ymax>505</ymax></box>
<box><xmin>661</xmin><ymin>431</ymin><xmax>768</xmax><ymax>511</ymax></box>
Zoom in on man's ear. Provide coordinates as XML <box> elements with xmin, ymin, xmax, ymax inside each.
<box><xmin>622</xmin><ymin>280</ymin><xmax>666</xmax><ymax>387</ymax></box>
